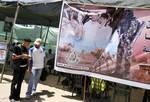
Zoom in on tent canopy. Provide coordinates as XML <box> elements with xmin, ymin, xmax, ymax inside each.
<box><xmin>1</xmin><ymin>0</ymin><xmax>61</xmax><ymax>3</ymax></box>
<box><xmin>0</xmin><ymin>0</ymin><xmax>149</xmax><ymax>28</ymax></box>
<box><xmin>0</xmin><ymin>0</ymin><xmax>62</xmax><ymax>27</ymax></box>
<box><xmin>66</xmin><ymin>0</ymin><xmax>150</xmax><ymax>8</ymax></box>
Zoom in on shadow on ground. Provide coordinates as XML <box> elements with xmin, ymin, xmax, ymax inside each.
<box><xmin>1</xmin><ymin>68</ymin><xmax>82</xmax><ymax>102</ymax></box>
<box><xmin>1</xmin><ymin>77</ymin><xmax>12</xmax><ymax>83</ymax></box>
<box><xmin>62</xmin><ymin>95</ymin><xmax>82</xmax><ymax>101</ymax></box>
<box><xmin>21</xmin><ymin>90</ymin><xmax>55</xmax><ymax>102</ymax></box>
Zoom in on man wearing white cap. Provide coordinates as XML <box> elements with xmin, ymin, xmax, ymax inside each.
<box><xmin>26</xmin><ymin>38</ymin><xmax>45</xmax><ymax>98</ymax></box>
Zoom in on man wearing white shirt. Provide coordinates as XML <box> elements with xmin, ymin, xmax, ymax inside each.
<box><xmin>81</xmin><ymin>14</ymin><xmax>100</xmax><ymax>52</ymax></box>
<box><xmin>26</xmin><ymin>38</ymin><xmax>45</xmax><ymax>98</ymax></box>
<box><xmin>95</xmin><ymin>13</ymin><xmax>112</xmax><ymax>49</ymax></box>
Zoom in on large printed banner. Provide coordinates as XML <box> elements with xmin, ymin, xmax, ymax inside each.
<box><xmin>55</xmin><ymin>2</ymin><xmax>150</xmax><ymax>89</ymax></box>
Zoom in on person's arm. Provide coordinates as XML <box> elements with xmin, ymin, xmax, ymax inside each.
<box><xmin>12</xmin><ymin>54</ymin><xmax>23</xmax><ymax>60</ymax></box>
<box><xmin>11</xmin><ymin>46</ymin><xmax>23</xmax><ymax>60</ymax></box>
<box><xmin>27</xmin><ymin>49</ymin><xmax>33</xmax><ymax>73</ymax></box>
<box><xmin>28</xmin><ymin>58</ymin><xmax>32</xmax><ymax>73</ymax></box>
<box><xmin>12</xmin><ymin>48</ymin><xmax>30</xmax><ymax>60</ymax></box>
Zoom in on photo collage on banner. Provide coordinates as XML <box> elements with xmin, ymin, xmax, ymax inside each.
<box><xmin>55</xmin><ymin>2</ymin><xmax>150</xmax><ymax>89</ymax></box>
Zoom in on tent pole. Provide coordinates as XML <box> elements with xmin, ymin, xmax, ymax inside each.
<box><xmin>40</xmin><ymin>26</ymin><xmax>43</xmax><ymax>38</ymax></box>
<box><xmin>0</xmin><ymin>1</ymin><xmax>20</xmax><ymax>83</ymax></box>
<box><xmin>83</xmin><ymin>76</ymin><xmax>87</xmax><ymax>102</ymax></box>
<box><xmin>48</xmin><ymin>28</ymin><xmax>56</xmax><ymax>39</ymax></box>
<box><xmin>5</xmin><ymin>32</ymin><xmax>8</xmax><ymax>40</ymax></box>
<box><xmin>9</xmin><ymin>2</ymin><xmax>20</xmax><ymax>44</ymax></box>
<box><xmin>43</xmin><ymin>26</ymin><xmax>49</xmax><ymax>47</ymax></box>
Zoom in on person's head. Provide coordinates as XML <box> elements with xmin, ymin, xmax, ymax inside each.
<box><xmin>71</xmin><ymin>11</ymin><xmax>78</xmax><ymax>21</ymax></box>
<box><xmin>89</xmin><ymin>13</ymin><xmax>99</xmax><ymax>22</ymax></box>
<box><xmin>48</xmin><ymin>49</ymin><xmax>52</xmax><ymax>54</ymax></box>
<box><xmin>23</xmin><ymin>38</ymin><xmax>31</xmax><ymax>48</ymax></box>
<box><xmin>34</xmin><ymin>38</ymin><xmax>42</xmax><ymax>49</ymax></box>
<box><xmin>98</xmin><ymin>13</ymin><xmax>110</xmax><ymax>26</ymax></box>
<box><xmin>124</xmin><ymin>10</ymin><xmax>134</xmax><ymax>19</ymax></box>
<box><xmin>106</xmin><ymin>7</ymin><xmax>116</xmax><ymax>17</ymax></box>
<box><xmin>13</xmin><ymin>40</ymin><xmax>20</xmax><ymax>46</ymax></box>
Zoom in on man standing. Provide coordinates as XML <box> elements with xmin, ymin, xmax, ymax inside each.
<box><xmin>26</xmin><ymin>38</ymin><xmax>45</xmax><ymax>98</ymax></box>
<box><xmin>45</xmin><ymin>49</ymin><xmax>55</xmax><ymax>74</ymax></box>
<box><xmin>9</xmin><ymin>39</ymin><xmax>31</xmax><ymax>101</ymax></box>
<box><xmin>95</xmin><ymin>13</ymin><xmax>112</xmax><ymax>49</ymax></box>
<box><xmin>81</xmin><ymin>14</ymin><xmax>100</xmax><ymax>52</ymax></box>
<box><xmin>115</xmin><ymin>10</ymin><xmax>143</xmax><ymax>78</ymax></box>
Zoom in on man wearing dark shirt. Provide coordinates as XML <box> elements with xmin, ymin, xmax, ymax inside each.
<box><xmin>9</xmin><ymin>39</ymin><xmax>31</xmax><ymax>101</ymax></box>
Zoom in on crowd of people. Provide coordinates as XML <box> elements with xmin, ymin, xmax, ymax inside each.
<box><xmin>59</xmin><ymin>6</ymin><xmax>113</xmax><ymax>53</ymax></box>
<box><xmin>58</xmin><ymin>5</ymin><xmax>117</xmax><ymax>69</ymax></box>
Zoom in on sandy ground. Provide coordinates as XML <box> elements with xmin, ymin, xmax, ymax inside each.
<box><xmin>0</xmin><ymin>73</ymin><xmax>83</xmax><ymax>102</ymax></box>
<box><xmin>0</xmin><ymin>69</ymin><xmax>146</xmax><ymax>102</ymax></box>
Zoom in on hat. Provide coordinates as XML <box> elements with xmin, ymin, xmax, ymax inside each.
<box><xmin>35</xmin><ymin>38</ymin><xmax>42</xmax><ymax>43</ymax></box>
<box><xmin>34</xmin><ymin>41</ymin><xmax>41</xmax><ymax>45</ymax></box>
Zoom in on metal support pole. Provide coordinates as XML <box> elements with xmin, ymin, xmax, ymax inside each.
<box><xmin>0</xmin><ymin>1</ymin><xmax>20</xmax><ymax>83</ymax></box>
<box><xmin>5</xmin><ymin>32</ymin><xmax>8</xmax><ymax>40</ymax></box>
<box><xmin>43</xmin><ymin>26</ymin><xmax>49</xmax><ymax>47</ymax></box>
<box><xmin>83</xmin><ymin>76</ymin><xmax>87</xmax><ymax>102</ymax></box>
<box><xmin>40</xmin><ymin>26</ymin><xmax>43</xmax><ymax>38</ymax></box>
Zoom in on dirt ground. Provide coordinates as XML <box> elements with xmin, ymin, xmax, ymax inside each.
<box><xmin>0</xmin><ymin>71</ymin><xmax>83</xmax><ymax>102</ymax></box>
<box><xmin>0</xmin><ymin>69</ymin><xmax>146</xmax><ymax>102</ymax></box>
